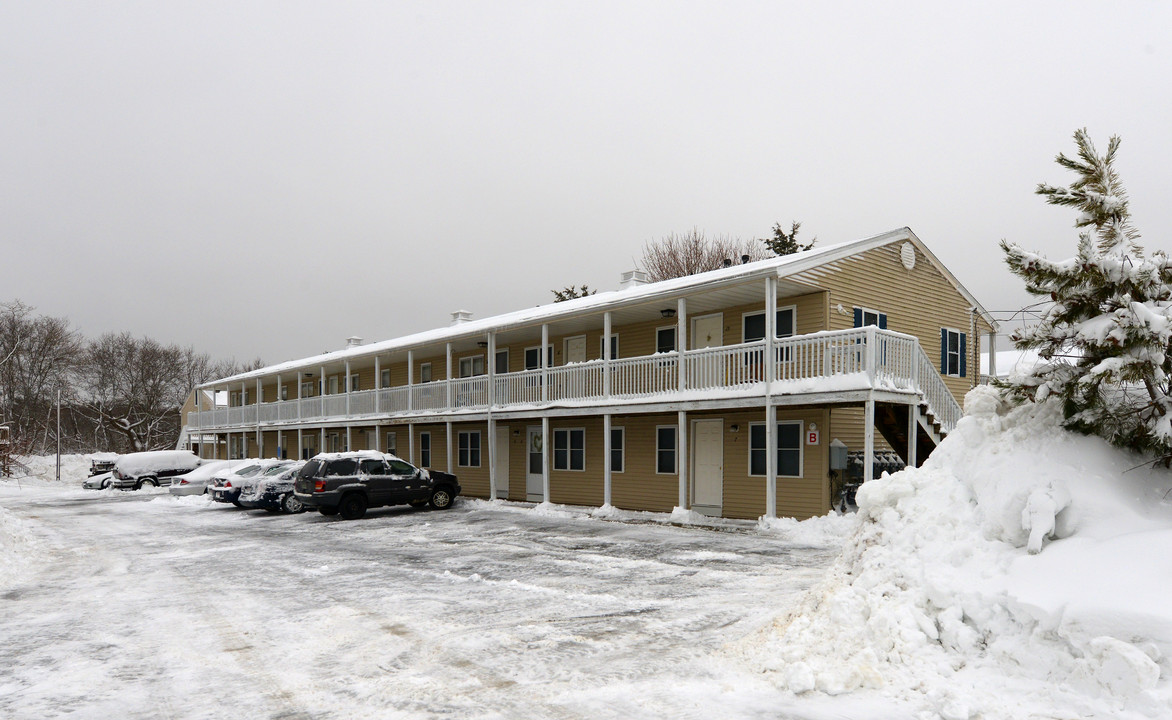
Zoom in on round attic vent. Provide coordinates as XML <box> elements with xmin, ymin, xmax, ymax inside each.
<box><xmin>900</xmin><ymin>242</ymin><xmax>916</xmax><ymax>270</ymax></box>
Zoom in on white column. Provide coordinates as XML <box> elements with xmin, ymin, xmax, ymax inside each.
<box><xmin>603</xmin><ymin>413</ymin><xmax>612</xmax><ymax>506</ymax></box>
<box><xmin>297</xmin><ymin>427</ymin><xmax>302</xmax><ymax>460</ymax></box>
<box><xmin>677</xmin><ymin>410</ymin><xmax>688</xmax><ymax>509</ymax></box>
<box><xmin>213</xmin><ymin>433</ymin><xmax>219</xmax><ymax>460</ymax></box>
<box><xmin>409</xmin><ymin>422</ymin><xmax>415</xmax><ymax>465</ymax></box>
<box><xmin>677</xmin><ymin>298</ymin><xmax>687</xmax><ymax>391</ymax></box>
<box><xmin>373</xmin><ymin>423</ymin><xmax>381</xmax><ymax>453</ymax></box>
<box><xmin>256</xmin><ymin>377</ymin><xmax>262</xmax><ymax>457</ymax></box>
<box><xmin>541</xmin><ymin>324</ymin><xmax>549</xmax><ymax>403</ymax></box>
<box><xmin>320</xmin><ymin>366</ymin><xmax>326</xmax><ymax>397</ymax></box>
<box><xmin>277</xmin><ymin>429</ymin><xmax>283</xmax><ymax>460</ymax></box>
<box><xmin>346</xmin><ymin>425</ymin><xmax>352</xmax><ymax>452</ymax></box>
<box><xmin>297</xmin><ymin>371</ymin><xmax>303</xmax><ymax>421</ymax></box>
<box><xmin>345</xmin><ymin>360</ymin><xmax>352</xmax><ymax>417</ymax></box>
<box><xmin>445</xmin><ymin>343</ymin><xmax>453</xmax><ymax>410</ymax></box>
<box><xmin>487</xmin><ymin>332</ymin><xmax>497</xmax><ymax>500</ymax></box>
<box><xmin>541</xmin><ymin>415</ymin><xmax>550</xmax><ymax>503</ymax></box>
<box><xmin>320</xmin><ymin>426</ymin><xmax>326</xmax><ymax>456</ymax></box>
<box><xmin>765</xmin><ymin>403</ymin><xmax>777</xmax><ymax>519</ymax></box>
<box><xmin>277</xmin><ymin>373</ymin><xmax>282</xmax><ymax>406</ymax></box>
<box><xmin>987</xmin><ymin>330</ymin><xmax>997</xmax><ymax>381</ymax></box>
<box><xmin>488</xmin><ymin>417</ymin><xmax>497</xmax><ymax>500</ymax></box>
<box><xmin>407</xmin><ymin>350</ymin><xmax>415</xmax><ymax>412</ymax></box>
<box><xmin>908</xmin><ymin>403</ymin><xmax>919</xmax><ymax>469</ymax></box>
<box><xmin>446</xmin><ymin>420</ymin><xmax>453</xmax><ymax>472</ymax></box>
<box><xmin>374</xmin><ymin>356</ymin><xmax>381</xmax><ymax>414</ymax></box>
<box><xmin>864</xmin><ymin>396</ymin><xmax>875</xmax><ymax>484</ymax></box>
<box><xmin>603</xmin><ymin>312</ymin><xmax>612</xmax><ymax>399</ymax></box>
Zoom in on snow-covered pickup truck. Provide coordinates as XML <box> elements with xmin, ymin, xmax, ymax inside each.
<box><xmin>110</xmin><ymin>450</ymin><xmax>202</xmax><ymax>490</ymax></box>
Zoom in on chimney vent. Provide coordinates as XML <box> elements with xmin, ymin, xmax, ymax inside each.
<box><xmin>722</xmin><ymin>258</ymin><xmax>732</xmax><ymax>268</ymax></box>
<box><xmin>741</xmin><ymin>254</ymin><xmax>750</xmax><ymax>264</ymax></box>
<box><xmin>346</xmin><ymin>336</ymin><xmax>363</xmax><ymax>348</ymax></box>
<box><xmin>450</xmin><ymin>309</ymin><xmax>473</xmax><ymax>325</ymax></box>
<box><xmin>620</xmin><ymin>270</ymin><xmax>649</xmax><ymax>290</ymax></box>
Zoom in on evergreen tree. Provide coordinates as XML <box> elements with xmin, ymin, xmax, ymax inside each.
<box><xmin>761</xmin><ymin>221</ymin><xmax>815</xmax><ymax>256</ymax></box>
<box><xmin>1000</xmin><ymin>129</ymin><xmax>1172</xmax><ymax>462</ymax></box>
<box><xmin>552</xmin><ymin>285</ymin><xmax>596</xmax><ymax>302</ymax></box>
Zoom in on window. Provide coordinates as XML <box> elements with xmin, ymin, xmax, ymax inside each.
<box><xmin>419</xmin><ymin>432</ymin><xmax>431</xmax><ymax>467</ymax></box>
<box><xmin>749</xmin><ymin>421</ymin><xmax>803</xmax><ymax>477</ymax></box>
<box><xmin>941</xmin><ymin>329</ymin><xmax>967</xmax><ymax>377</ymax></box>
<box><xmin>853</xmin><ymin>307</ymin><xmax>887</xmax><ymax>329</ymax></box>
<box><xmin>327</xmin><ymin>458</ymin><xmax>358</xmax><ymax>476</ymax></box>
<box><xmin>420</xmin><ymin>363</ymin><xmax>432</xmax><ymax>383</ymax></box>
<box><xmin>656</xmin><ymin>426</ymin><xmax>677</xmax><ymax>474</ymax></box>
<box><xmin>553</xmin><ymin>428</ymin><xmax>585</xmax><ymax>471</ymax></box>
<box><xmin>386</xmin><ymin>432</ymin><xmax>397</xmax><ymax>455</ymax></box>
<box><xmin>388</xmin><ymin>459</ymin><xmax>415</xmax><ymax>476</ymax></box>
<box><xmin>656</xmin><ymin>326</ymin><xmax>677</xmax><ymax>354</ymax></box>
<box><xmin>742</xmin><ymin>307</ymin><xmax>796</xmax><ymax>342</ymax></box>
<box><xmin>458</xmin><ymin>431</ymin><xmax>481</xmax><ymax>467</ymax></box>
<box><xmin>459</xmin><ymin>356</ymin><xmax>486</xmax><ymax>378</ymax></box>
<box><xmin>280</xmin><ymin>384</ymin><xmax>288</xmax><ymax>401</ymax></box>
<box><xmin>495</xmin><ymin>348</ymin><xmax>509</xmax><ymax>374</ymax></box>
<box><xmin>610</xmin><ymin>427</ymin><xmax>624</xmax><ymax>473</ymax></box>
<box><xmin>327</xmin><ymin>376</ymin><xmax>339</xmax><ymax>394</ymax></box>
<box><xmin>600</xmin><ymin>335</ymin><xmax>619</xmax><ymax>360</ymax></box>
<box><xmin>358</xmin><ymin>458</ymin><xmax>386</xmax><ymax>476</ymax></box>
<box><xmin>525</xmin><ymin>346</ymin><xmax>554</xmax><ymax>370</ymax></box>
<box><xmin>381</xmin><ymin>368</ymin><xmax>391</xmax><ymax>389</ymax></box>
<box><xmin>349</xmin><ymin>373</ymin><xmax>360</xmax><ymax>392</ymax></box>
<box><xmin>300</xmin><ymin>381</ymin><xmax>314</xmax><ymax>398</ymax></box>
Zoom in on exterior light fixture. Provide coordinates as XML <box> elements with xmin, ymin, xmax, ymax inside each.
<box><xmin>661</xmin><ymin>309</ymin><xmax>676</xmax><ymax>319</ymax></box>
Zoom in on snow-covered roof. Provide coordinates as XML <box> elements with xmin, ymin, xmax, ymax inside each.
<box><xmin>204</xmin><ymin>227</ymin><xmax>995</xmax><ymax>387</ymax></box>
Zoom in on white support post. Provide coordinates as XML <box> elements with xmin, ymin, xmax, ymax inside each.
<box><xmin>256</xmin><ymin>377</ymin><xmax>262</xmax><ymax>456</ymax></box>
<box><xmin>677</xmin><ymin>298</ymin><xmax>687</xmax><ymax>391</ymax></box>
<box><xmin>345</xmin><ymin>360</ymin><xmax>352</xmax><ymax>417</ymax></box>
<box><xmin>346</xmin><ymin>425</ymin><xmax>352</xmax><ymax>453</ymax></box>
<box><xmin>407</xmin><ymin>350</ymin><xmax>414</xmax><ymax>412</ymax></box>
<box><xmin>445</xmin><ymin>343</ymin><xmax>453</xmax><ymax>410</ymax></box>
<box><xmin>541</xmin><ymin>415</ymin><xmax>550</xmax><ymax>503</ymax></box>
<box><xmin>297</xmin><ymin>428</ymin><xmax>302</xmax><ymax>461</ymax></box>
<box><xmin>865</xmin><ymin>326</ymin><xmax>877</xmax><ymax>381</ymax></box>
<box><xmin>908</xmin><ymin>402</ymin><xmax>919</xmax><ymax>468</ymax></box>
<box><xmin>373</xmin><ymin>423</ymin><xmax>380</xmax><ymax>453</ymax></box>
<box><xmin>603</xmin><ymin>312</ymin><xmax>612</xmax><ymax>399</ymax></box>
<box><xmin>677</xmin><ymin>410</ymin><xmax>688</xmax><ymax>510</ymax></box>
<box><xmin>446</xmin><ymin>420</ymin><xmax>453</xmax><ymax>472</ymax></box>
<box><xmin>213</xmin><ymin>433</ymin><xmax>219</xmax><ymax>460</ymax></box>
<box><xmin>603</xmin><ymin>413</ymin><xmax>612</xmax><ymax>507</ymax></box>
<box><xmin>409</xmin><ymin>422</ymin><xmax>415</xmax><ymax>465</ymax></box>
<box><xmin>320</xmin><ymin>426</ymin><xmax>325</xmax><ymax>456</ymax></box>
<box><xmin>765</xmin><ymin>276</ymin><xmax>777</xmax><ymax>386</ymax></box>
<box><xmin>374</xmin><ymin>356</ymin><xmax>381</xmax><ymax>414</ymax></box>
<box><xmin>765</xmin><ymin>403</ymin><xmax>777</xmax><ymax>519</ymax></box>
<box><xmin>277</xmin><ymin>429</ymin><xmax>283</xmax><ymax>460</ymax></box>
<box><xmin>864</xmin><ymin>395</ymin><xmax>875</xmax><ymax>484</ymax></box>
<box><xmin>541</xmin><ymin>324</ymin><xmax>549</xmax><ymax>403</ymax></box>
<box><xmin>320</xmin><ymin>366</ymin><xmax>326</xmax><ymax>397</ymax></box>
<box><xmin>297</xmin><ymin>371</ymin><xmax>303</xmax><ymax>421</ymax></box>
<box><xmin>987</xmin><ymin>330</ymin><xmax>997</xmax><ymax>381</ymax></box>
<box><xmin>488</xmin><ymin>417</ymin><xmax>497</xmax><ymax>500</ymax></box>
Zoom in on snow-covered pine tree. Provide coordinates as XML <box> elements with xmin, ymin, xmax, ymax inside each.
<box><xmin>1000</xmin><ymin>129</ymin><xmax>1172</xmax><ymax>462</ymax></box>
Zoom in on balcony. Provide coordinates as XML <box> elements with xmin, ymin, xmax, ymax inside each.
<box><xmin>187</xmin><ymin>327</ymin><xmax>961</xmax><ymax>435</ymax></box>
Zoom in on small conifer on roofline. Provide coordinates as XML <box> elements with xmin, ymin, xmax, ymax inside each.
<box><xmin>1000</xmin><ymin>129</ymin><xmax>1172</xmax><ymax>464</ymax></box>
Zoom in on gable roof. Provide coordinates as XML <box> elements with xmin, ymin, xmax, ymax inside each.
<box><xmin>205</xmin><ymin>227</ymin><xmax>995</xmax><ymax>387</ymax></box>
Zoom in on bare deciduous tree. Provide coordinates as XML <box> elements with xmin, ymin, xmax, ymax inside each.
<box><xmin>639</xmin><ymin>229</ymin><xmax>771</xmax><ymax>282</ymax></box>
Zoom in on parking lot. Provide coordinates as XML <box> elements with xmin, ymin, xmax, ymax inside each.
<box><xmin>0</xmin><ymin>488</ymin><xmax>848</xmax><ymax>720</ymax></box>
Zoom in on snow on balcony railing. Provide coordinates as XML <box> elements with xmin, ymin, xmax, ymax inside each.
<box><xmin>322</xmin><ymin>394</ymin><xmax>347</xmax><ymax>418</ymax></box>
<box><xmin>349</xmin><ymin>389</ymin><xmax>376</xmax><ymax>416</ymax></box>
<box><xmin>278</xmin><ymin>400</ymin><xmax>299</xmax><ymax>422</ymax></box>
<box><xmin>495</xmin><ymin>369</ymin><xmax>543</xmax><ymax>406</ymax></box>
<box><xmin>380</xmin><ymin>386</ymin><xmax>409</xmax><ymax>413</ymax></box>
<box><xmin>411</xmin><ymin>382</ymin><xmax>448</xmax><ymax>411</ymax></box>
<box><xmin>300</xmin><ymin>397</ymin><xmax>322</xmax><ymax>420</ymax></box>
<box><xmin>452</xmin><ymin>376</ymin><xmax>489</xmax><ymax>409</ymax></box>
<box><xmin>548</xmin><ymin>362</ymin><xmax>604</xmax><ymax>402</ymax></box>
<box><xmin>611</xmin><ymin>354</ymin><xmax>677</xmax><ymax>398</ymax></box>
<box><xmin>684</xmin><ymin>340</ymin><xmax>766</xmax><ymax>390</ymax></box>
<box><xmin>258</xmin><ymin>402</ymin><xmax>280</xmax><ymax>424</ymax></box>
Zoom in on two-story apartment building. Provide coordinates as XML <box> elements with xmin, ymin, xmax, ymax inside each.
<box><xmin>180</xmin><ymin>228</ymin><xmax>995</xmax><ymax>520</ymax></box>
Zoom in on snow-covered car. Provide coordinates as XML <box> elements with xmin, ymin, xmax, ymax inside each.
<box><xmin>293</xmin><ymin>451</ymin><xmax>460</xmax><ymax>520</ymax></box>
<box><xmin>83</xmin><ymin>471</ymin><xmax>113</xmax><ymax>490</ymax></box>
<box><xmin>168</xmin><ymin>460</ymin><xmax>235</xmax><ymax>496</ymax></box>
<box><xmin>237</xmin><ymin>461</ymin><xmax>307</xmax><ymax>513</ymax></box>
<box><xmin>88</xmin><ymin>452</ymin><xmax>119</xmax><ymax>476</ymax></box>
<box><xmin>210</xmin><ymin>459</ymin><xmax>289</xmax><ymax>506</ymax></box>
<box><xmin>110</xmin><ymin>450</ymin><xmax>202</xmax><ymax>490</ymax></box>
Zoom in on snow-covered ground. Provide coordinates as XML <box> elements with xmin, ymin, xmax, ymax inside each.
<box><xmin>5</xmin><ymin>393</ymin><xmax>1172</xmax><ymax>719</ymax></box>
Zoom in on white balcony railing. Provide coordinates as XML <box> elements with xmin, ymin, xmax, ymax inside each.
<box><xmin>187</xmin><ymin>327</ymin><xmax>962</xmax><ymax>435</ymax></box>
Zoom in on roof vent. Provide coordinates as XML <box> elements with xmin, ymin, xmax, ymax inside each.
<box><xmin>741</xmin><ymin>254</ymin><xmax>751</xmax><ymax>264</ymax></box>
<box><xmin>722</xmin><ymin>258</ymin><xmax>732</xmax><ymax>268</ymax></box>
<box><xmin>346</xmin><ymin>336</ymin><xmax>363</xmax><ymax>348</ymax></box>
<box><xmin>450</xmin><ymin>309</ymin><xmax>473</xmax><ymax>325</ymax></box>
<box><xmin>620</xmin><ymin>270</ymin><xmax>649</xmax><ymax>290</ymax></box>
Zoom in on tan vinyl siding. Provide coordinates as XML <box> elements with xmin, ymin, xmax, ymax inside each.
<box><xmin>451</xmin><ymin>422</ymin><xmax>490</xmax><ymax>498</ymax></box>
<box><xmin>610</xmin><ymin>414</ymin><xmax>682</xmax><ymax>513</ymax></box>
<box><xmin>548</xmin><ymin>418</ymin><xmax>604</xmax><ymax>507</ymax></box>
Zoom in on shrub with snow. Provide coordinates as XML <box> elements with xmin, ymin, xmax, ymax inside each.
<box><xmin>732</xmin><ymin>385</ymin><xmax>1172</xmax><ymax>719</ymax></box>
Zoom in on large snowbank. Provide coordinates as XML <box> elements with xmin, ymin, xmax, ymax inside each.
<box><xmin>0</xmin><ymin>504</ymin><xmax>39</xmax><ymax>590</ymax></box>
<box><xmin>733</xmin><ymin>385</ymin><xmax>1172</xmax><ymax>719</ymax></box>
<box><xmin>8</xmin><ymin>454</ymin><xmax>94</xmax><ymax>486</ymax></box>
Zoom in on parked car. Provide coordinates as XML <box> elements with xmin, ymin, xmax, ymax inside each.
<box><xmin>168</xmin><ymin>460</ymin><xmax>235</xmax><ymax>496</ymax></box>
<box><xmin>293</xmin><ymin>451</ymin><xmax>460</xmax><ymax>520</ymax></box>
<box><xmin>110</xmin><ymin>450</ymin><xmax>202</xmax><ymax>490</ymax></box>
<box><xmin>83</xmin><ymin>472</ymin><xmax>112</xmax><ymax>490</ymax></box>
<box><xmin>210</xmin><ymin>459</ymin><xmax>289</xmax><ymax>506</ymax></box>
<box><xmin>237</xmin><ymin>461</ymin><xmax>307</xmax><ymax>513</ymax></box>
<box><xmin>88</xmin><ymin>453</ymin><xmax>119</xmax><ymax>476</ymax></box>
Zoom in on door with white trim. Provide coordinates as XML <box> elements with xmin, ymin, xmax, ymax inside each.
<box><xmin>564</xmin><ymin>335</ymin><xmax>586</xmax><ymax>364</ymax></box>
<box><xmin>495</xmin><ymin>425</ymin><xmax>510</xmax><ymax>499</ymax></box>
<box><xmin>692</xmin><ymin>419</ymin><xmax>723</xmax><ymax>515</ymax></box>
<box><xmin>690</xmin><ymin>313</ymin><xmax>725</xmax><ymax>387</ymax></box>
<box><xmin>526</xmin><ymin>426</ymin><xmax>544</xmax><ymax>502</ymax></box>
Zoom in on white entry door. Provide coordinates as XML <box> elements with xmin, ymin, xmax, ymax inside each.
<box><xmin>691</xmin><ymin>313</ymin><xmax>723</xmax><ymax>349</ymax></box>
<box><xmin>526</xmin><ymin>426</ymin><xmax>544</xmax><ymax>502</ymax></box>
<box><xmin>565</xmin><ymin>335</ymin><xmax>586</xmax><ymax>364</ymax></box>
<box><xmin>692</xmin><ymin>419</ymin><xmax>723</xmax><ymax>515</ymax></box>
<box><xmin>690</xmin><ymin>313</ymin><xmax>725</xmax><ymax>387</ymax></box>
<box><xmin>495</xmin><ymin>425</ymin><xmax>510</xmax><ymax>499</ymax></box>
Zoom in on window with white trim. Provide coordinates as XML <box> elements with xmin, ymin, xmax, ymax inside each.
<box><xmin>349</xmin><ymin>373</ymin><xmax>360</xmax><ymax>391</ymax></box>
<box><xmin>458</xmin><ymin>431</ymin><xmax>481</xmax><ymax>467</ymax></box>
<box><xmin>553</xmin><ymin>428</ymin><xmax>585</xmax><ymax>471</ymax></box>
<box><xmin>853</xmin><ymin>307</ymin><xmax>887</xmax><ymax>329</ymax></box>
<box><xmin>600</xmin><ymin>335</ymin><xmax>619</xmax><ymax>360</ymax></box>
<box><xmin>749</xmin><ymin>421</ymin><xmax>803</xmax><ymax>477</ymax></box>
<box><xmin>941</xmin><ymin>328</ymin><xmax>967</xmax><ymax>377</ymax></box>
<box><xmin>742</xmin><ymin>307</ymin><xmax>796</xmax><ymax>342</ymax></box>
<box><xmin>495</xmin><ymin>348</ymin><xmax>509</xmax><ymax>374</ymax></box>
<box><xmin>419</xmin><ymin>431</ymin><xmax>431</xmax><ymax>467</ymax></box>
<box><xmin>459</xmin><ymin>355</ymin><xmax>486</xmax><ymax>378</ymax></box>
<box><xmin>386</xmin><ymin>432</ymin><xmax>397</xmax><ymax>456</ymax></box>
<box><xmin>300</xmin><ymin>380</ymin><xmax>314</xmax><ymax>398</ymax></box>
<box><xmin>420</xmin><ymin>363</ymin><xmax>432</xmax><ymax>383</ymax></box>
<box><xmin>610</xmin><ymin>427</ymin><xmax>624</xmax><ymax>473</ymax></box>
<box><xmin>524</xmin><ymin>346</ymin><xmax>554</xmax><ymax>370</ymax></box>
<box><xmin>656</xmin><ymin>426</ymin><xmax>677</xmax><ymax>474</ymax></box>
<box><xmin>381</xmin><ymin>368</ymin><xmax>391</xmax><ymax>389</ymax></box>
<box><xmin>327</xmin><ymin>376</ymin><xmax>339</xmax><ymax>394</ymax></box>
<box><xmin>656</xmin><ymin>326</ymin><xmax>677</xmax><ymax>354</ymax></box>
<box><xmin>280</xmin><ymin>384</ymin><xmax>288</xmax><ymax>401</ymax></box>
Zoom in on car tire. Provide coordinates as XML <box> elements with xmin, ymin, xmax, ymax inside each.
<box><xmin>101</xmin><ymin>478</ymin><xmax>111</xmax><ymax>489</ymax></box>
<box><xmin>318</xmin><ymin>506</ymin><xmax>339</xmax><ymax>516</ymax></box>
<box><xmin>135</xmin><ymin>478</ymin><xmax>157</xmax><ymax>490</ymax></box>
<box><xmin>282</xmin><ymin>494</ymin><xmax>306</xmax><ymax>514</ymax></box>
<box><xmin>338</xmin><ymin>493</ymin><xmax>367</xmax><ymax>521</ymax></box>
<box><xmin>231</xmin><ymin>499</ymin><xmax>242</xmax><ymax>508</ymax></box>
<box><xmin>429</xmin><ymin>487</ymin><xmax>453</xmax><ymax>510</ymax></box>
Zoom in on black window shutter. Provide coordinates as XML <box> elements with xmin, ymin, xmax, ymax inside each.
<box><xmin>879</xmin><ymin>314</ymin><xmax>887</xmax><ymax>330</ymax></box>
<box><xmin>853</xmin><ymin>307</ymin><xmax>863</xmax><ymax>327</ymax></box>
<box><xmin>959</xmin><ymin>333</ymin><xmax>967</xmax><ymax>377</ymax></box>
<box><xmin>940</xmin><ymin>328</ymin><xmax>948</xmax><ymax>372</ymax></box>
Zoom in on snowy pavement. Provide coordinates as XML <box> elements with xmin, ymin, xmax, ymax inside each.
<box><xmin>0</xmin><ymin>486</ymin><xmax>861</xmax><ymax>720</ymax></box>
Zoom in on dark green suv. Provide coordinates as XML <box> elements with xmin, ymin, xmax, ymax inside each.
<box><xmin>293</xmin><ymin>451</ymin><xmax>461</xmax><ymax>520</ymax></box>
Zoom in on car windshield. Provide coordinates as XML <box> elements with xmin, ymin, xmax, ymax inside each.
<box><xmin>262</xmin><ymin>464</ymin><xmax>290</xmax><ymax>476</ymax></box>
<box><xmin>237</xmin><ymin>464</ymin><xmax>263</xmax><ymax>477</ymax></box>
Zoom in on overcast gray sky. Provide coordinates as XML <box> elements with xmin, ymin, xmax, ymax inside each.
<box><xmin>3</xmin><ymin>1</ymin><xmax>1170</xmax><ymax>365</ymax></box>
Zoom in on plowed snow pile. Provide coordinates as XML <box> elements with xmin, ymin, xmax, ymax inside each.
<box><xmin>733</xmin><ymin>385</ymin><xmax>1172</xmax><ymax>719</ymax></box>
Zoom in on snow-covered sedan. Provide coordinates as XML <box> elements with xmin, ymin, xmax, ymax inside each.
<box><xmin>237</xmin><ymin>461</ymin><xmax>307</xmax><ymax>513</ymax></box>
<box><xmin>110</xmin><ymin>450</ymin><xmax>202</xmax><ymax>490</ymax></box>
<box><xmin>82</xmin><ymin>472</ymin><xmax>112</xmax><ymax>490</ymax></box>
<box><xmin>168</xmin><ymin>460</ymin><xmax>235</xmax><ymax>496</ymax></box>
<box><xmin>210</xmin><ymin>459</ymin><xmax>290</xmax><ymax>506</ymax></box>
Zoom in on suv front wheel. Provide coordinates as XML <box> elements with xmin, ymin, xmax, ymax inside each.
<box><xmin>429</xmin><ymin>487</ymin><xmax>453</xmax><ymax>510</ymax></box>
<box><xmin>338</xmin><ymin>493</ymin><xmax>368</xmax><ymax>520</ymax></box>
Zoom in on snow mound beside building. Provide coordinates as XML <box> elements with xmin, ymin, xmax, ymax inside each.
<box><xmin>732</xmin><ymin>385</ymin><xmax>1172</xmax><ymax>719</ymax></box>
<box><xmin>0</xmin><ymin>505</ymin><xmax>40</xmax><ymax>590</ymax></box>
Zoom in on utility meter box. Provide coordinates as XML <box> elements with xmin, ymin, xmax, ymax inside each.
<box><xmin>829</xmin><ymin>439</ymin><xmax>848</xmax><ymax>471</ymax></box>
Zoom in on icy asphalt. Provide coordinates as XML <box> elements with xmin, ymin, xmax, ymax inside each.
<box><xmin>0</xmin><ymin>489</ymin><xmax>854</xmax><ymax>720</ymax></box>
